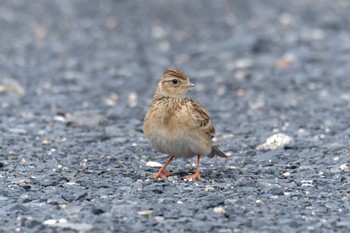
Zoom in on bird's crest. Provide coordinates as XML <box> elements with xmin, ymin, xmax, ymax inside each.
<box><xmin>163</xmin><ymin>68</ymin><xmax>188</xmax><ymax>81</ymax></box>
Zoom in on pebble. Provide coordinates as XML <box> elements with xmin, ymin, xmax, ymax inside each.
<box><xmin>282</xmin><ymin>171</ymin><xmax>290</xmax><ymax>177</ymax></box>
<box><xmin>213</xmin><ymin>207</ymin><xmax>226</xmax><ymax>214</ymax></box>
<box><xmin>65</xmin><ymin>112</ymin><xmax>107</xmax><ymax>127</ymax></box>
<box><xmin>128</xmin><ymin>92</ymin><xmax>138</xmax><ymax>108</ymax></box>
<box><xmin>0</xmin><ymin>78</ymin><xmax>25</xmax><ymax>96</ymax></box>
<box><xmin>43</xmin><ymin>219</ymin><xmax>93</xmax><ymax>231</ymax></box>
<box><xmin>256</xmin><ymin>200</ymin><xmax>264</xmax><ymax>205</ymax></box>
<box><xmin>256</xmin><ymin>134</ymin><xmax>293</xmax><ymax>150</ymax></box>
<box><xmin>339</xmin><ymin>163</ymin><xmax>349</xmax><ymax>171</ymax></box>
<box><xmin>155</xmin><ymin>216</ymin><xmax>165</xmax><ymax>223</ymax></box>
<box><xmin>138</xmin><ymin>210</ymin><xmax>153</xmax><ymax>216</ymax></box>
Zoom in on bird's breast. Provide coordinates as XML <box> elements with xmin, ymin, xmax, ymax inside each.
<box><xmin>145</xmin><ymin>125</ymin><xmax>211</xmax><ymax>158</ymax></box>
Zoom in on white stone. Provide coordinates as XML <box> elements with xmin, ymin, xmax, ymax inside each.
<box><xmin>43</xmin><ymin>219</ymin><xmax>93</xmax><ymax>231</ymax></box>
<box><xmin>138</xmin><ymin>210</ymin><xmax>153</xmax><ymax>216</ymax></box>
<box><xmin>339</xmin><ymin>163</ymin><xmax>349</xmax><ymax>171</ymax></box>
<box><xmin>257</xmin><ymin>134</ymin><xmax>293</xmax><ymax>150</ymax></box>
<box><xmin>146</xmin><ymin>161</ymin><xmax>163</xmax><ymax>167</ymax></box>
<box><xmin>282</xmin><ymin>171</ymin><xmax>290</xmax><ymax>177</ymax></box>
<box><xmin>213</xmin><ymin>207</ymin><xmax>226</xmax><ymax>214</ymax></box>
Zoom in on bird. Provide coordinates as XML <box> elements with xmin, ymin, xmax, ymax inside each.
<box><xmin>143</xmin><ymin>68</ymin><xmax>228</xmax><ymax>180</ymax></box>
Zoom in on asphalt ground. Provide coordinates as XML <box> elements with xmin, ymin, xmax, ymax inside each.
<box><xmin>1</xmin><ymin>0</ymin><xmax>350</xmax><ymax>232</ymax></box>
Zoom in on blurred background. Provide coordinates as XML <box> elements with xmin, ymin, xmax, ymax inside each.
<box><xmin>1</xmin><ymin>0</ymin><xmax>349</xmax><ymax>150</ymax></box>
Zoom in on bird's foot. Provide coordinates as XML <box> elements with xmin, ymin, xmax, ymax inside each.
<box><xmin>183</xmin><ymin>172</ymin><xmax>201</xmax><ymax>181</ymax></box>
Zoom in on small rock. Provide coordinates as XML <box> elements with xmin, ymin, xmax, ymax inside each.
<box><xmin>224</xmin><ymin>199</ymin><xmax>237</xmax><ymax>205</ymax></box>
<box><xmin>301</xmin><ymin>180</ymin><xmax>314</xmax><ymax>187</ymax></box>
<box><xmin>205</xmin><ymin>186</ymin><xmax>214</xmax><ymax>192</ymax></box>
<box><xmin>258</xmin><ymin>182</ymin><xmax>281</xmax><ymax>191</ymax></box>
<box><xmin>256</xmin><ymin>200</ymin><xmax>264</xmax><ymax>205</ymax></box>
<box><xmin>43</xmin><ymin>219</ymin><xmax>93</xmax><ymax>231</ymax></box>
<box><xmin>42</xmin><ymin>139</ymin><xmax>50</xmax><ymax>145</ymax></box>
<box><xmin>256</xmin><ymin>134</ymin><xmax>293</xmax><ymax>150</ymax></box>
<box><xmin>339</xmin><ymin>163</ymin><xmax>349</xmax><ymax>171</ymax></box>
<box><xmin>128</xmin><ymin>92</ymin><xmax>138</xmax><ymax>107</ymax></box>
<box><xmin>154</xmin><ymin>216</ymin><xmax>164</xmax><ymax>223</ymax></box>
<box><xmin>138</xmin><ymin>210</ymin><xmax>153</xmax><ymax>216</ymax></box>
<box><xmin>234</xmin><ymin>58</ymin><xmax>254</xmax><ymax>69</ymax></box>
<box><xmin>104</xmin><ymin>93</ymin><xmax>119</xmax><ymax>106</ymax></box>
<box><xmin>0</xmin><ymin>78</ymin><xmax>25</xmax><ymax>96</ymax></box>
<box><xmin>65</xmin><ymin>112</ymin><xmax>107</xmax><ymax>127</ymax></box>
<box><xmin>167</xmin><ymin>176</ymin><xmax>178</xmax><ymax>182</ymax></box>
<box><xmin>213</xmin><ymin>207</ymin><xmax>225</xmax><ymax>214</ymax></box>
<box><xmin>146</xmin><ymin>161</ymin><xmax>163</xmax><ymax>167</ymax></box>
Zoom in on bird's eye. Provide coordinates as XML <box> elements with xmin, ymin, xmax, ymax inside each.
<box><xmin>172</xmin><ymin>79</ymin><xmax>178</xmax><ymax>85</ymax></box>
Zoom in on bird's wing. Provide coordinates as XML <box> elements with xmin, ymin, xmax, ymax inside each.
<box><xmin>188</xmin><ymin>99</ymin><xmax>216</xmax><ymax>139</ymax></box>
<box><xmin>187</xmin><ymin>99</ymin><xmax>228</xmax><ymax>158</ymax></box>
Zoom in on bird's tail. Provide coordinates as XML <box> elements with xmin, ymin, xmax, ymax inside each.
<box><xmin>208</xmin><ymin>146</ymin><xmax>228</xmax><ymax>158</ymax></box>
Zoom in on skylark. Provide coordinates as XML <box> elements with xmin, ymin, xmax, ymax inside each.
<box><xmin>143</xmin><ymin>68</ymin><xmax>227</xmax><ymax>180</ymax></box>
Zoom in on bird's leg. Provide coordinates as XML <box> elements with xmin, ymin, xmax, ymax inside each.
<box><xmin>148</xmin><ymin>156</ymin><xmax>174</xmax><ymax>179</ymax></box>
<box><xmin>184</xmin><ymin>155</ymin><xmax>201</xmax><ymax>180</ymax></box>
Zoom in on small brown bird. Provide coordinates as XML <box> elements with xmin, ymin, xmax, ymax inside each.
<box><xmin>143</xmin><ymin>68</ymin><xmax>227</xmax><ymax>180</ymax></box>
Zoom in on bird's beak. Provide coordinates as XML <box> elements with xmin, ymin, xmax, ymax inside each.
<box><xmin>185</xmin><ymin>82</ymin><xmax>194</xmax><ymax>88</ymax></box>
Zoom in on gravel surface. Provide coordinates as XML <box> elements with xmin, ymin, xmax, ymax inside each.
<box><xmin>1</xmin><ymin>0</ymin><xmax>350</xmax><ymax>232</ymax></box>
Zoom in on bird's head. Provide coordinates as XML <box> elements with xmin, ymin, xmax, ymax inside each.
<box><xmin>155</xmin><ymin>68</ymin><xmax>194</xmax><ymax>98</ymax></box>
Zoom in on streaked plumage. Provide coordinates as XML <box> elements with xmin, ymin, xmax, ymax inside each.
<box><xmin>143</xmin><ymin>68</ymin><xmax>227</xmax><ymax>180</ymax></box>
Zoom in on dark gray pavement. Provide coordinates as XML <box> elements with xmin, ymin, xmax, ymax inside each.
<box><xmin>1</xmin><ymin>0</ymin><xmax>350</xmax><ymax>232</ymax></box>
